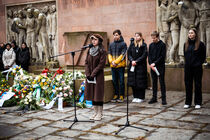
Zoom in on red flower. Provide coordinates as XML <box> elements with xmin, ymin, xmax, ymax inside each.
<box><xmin>42</xmin><ymin>68</ymin><xmax>50</xmax><ymax>74</ymax></box>
<box><xmin>14</xmin><ymin>94</ymin><xmax>16</xmax><ymax>97</ymax></box>
<box><xmin>53</xmin><ymin>67</ymin><xmax>64</xmax><ymax>78</ymax></box>
<box><xmin>6</xmin><ymin>89</ymin><xmax>8</xmax><ymax>91</ymax></box>
<box><xmin>18</xmin><ymin>91</ymin><xmax>21</xmax><ymax>95</ymax></box>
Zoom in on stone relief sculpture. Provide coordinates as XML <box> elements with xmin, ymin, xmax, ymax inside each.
<box><xmin>35</xmin><ymin>9</ymin><xmax>50</xmax><ymax>62</ymax></box>
<box><xmin>7</xmin><ymin>10</ymin><xmax>15</xmax><ymax>42</ymax></box>
<box><xmin>6</xmin><ymin>2</ymin><xmax>57</xmax><ymax>63</ymax></box>
<box><xmin>167</xmin><ymin>0</ymin><xmax>180</xmax><ymax>63</ymax></box>
<box><xmin>178</xmin><ymin>0</ymin><xmax>199</xmax><ymax>64</ymax></box>
<box><xmin>157</xmin><ymin>0</ymin><xmax>210</xmax><ymax>64</ymax></box>
<box><xmin>199</xmin><ymin>0</ymin><xmax>210</xmax><ymax>62</ymax></box>
<box><xmin>157</xmin><ymin>0</ymin><xmax>170</xmax><ymax>60</ymax></box>
<box><xmin>49</xmin><ymin>5</ymin><xmax>57</xmax><ymax>61</ymax></box>
<box><xmin>25</xmin><ymin>8</ymin><xmax>37</xmax><ymax>62</ymax></box>
<box><xmin>15</xmin><ymin>10</ymin><xmax>27</xmax><ymax>47</ymax></box>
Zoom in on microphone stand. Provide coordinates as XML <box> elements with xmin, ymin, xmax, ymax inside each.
<box><xmin>115</xmin><ymin>40</ymin><xmax>148</xmax><ymax>135</ymax></box>
<box><xmin>51</xmin><ymin>48</ymin><xmax>94</xmax><ymax>129</ymax></box>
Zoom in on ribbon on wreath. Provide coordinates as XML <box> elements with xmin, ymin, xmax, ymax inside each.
<box><xmin>1</xmin><ymin>65</ymin><xmax>20</xmax><ymax>80</ymax></box>
<box><xmin>78</xmin><ymin>81</ymin><xmax>92</xmax><ymax>108</ymax></box>
<box><xmin>13</xmin><ymin>84</ymin><xmax>21</xmax><ymax>91</ymax></box>
<box><xmin>43</xmin><ymin>96</ymin><xmax>58</xmax><ymax>110</ymax></box>
<box><xmin>32</xmin><ymin>84</ymin><xmax>41</xmax><ymax>101</ymax></box>
<box><xmin>0</xmin><ymin>92</ymin><xmax>15</xmax><ymax>107</ymax></box>
<box><xmin>50</xmin><ymin>85</ymin><xmax>56</xmax><ymax>99</ymax></box>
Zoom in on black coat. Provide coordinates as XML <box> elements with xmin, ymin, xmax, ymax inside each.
<box><xmin>127</xmin><ymin>41</ymin><xmax>148</xmax><ymax>89</ymax></box>
<box><xmin>18</xmin><ymin>47</ymin><xmax>30</xmax><ymax>71</ymax></box>
<box><xmin>184</xmin><ymin>40</ymin><xmax>206</xmax><ymax>68</ymax></box>
<box><xmin>0</xmin><ymin>47</ymin><xmax>5</xmax><ymax>70</ymax></box>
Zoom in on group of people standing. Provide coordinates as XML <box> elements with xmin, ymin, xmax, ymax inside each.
<box><xmin>84</xmin><ymin>28</ymin><xmax>206</xmax><ymax>121</ymax></box>
<box><xmin>0</xmin><ymin>41</ymin><xmax>30</xmax><ymax>71</ymax></box>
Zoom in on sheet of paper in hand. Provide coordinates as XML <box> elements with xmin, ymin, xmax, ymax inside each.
<box><xmin>87</xmin><ymin>77</ymin><xmax>96</xmax><ymax>84</ymax></box>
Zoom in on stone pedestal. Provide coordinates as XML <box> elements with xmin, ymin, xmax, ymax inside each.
<box><xmin>46</xmin><ymin>61</ymin><xmax>59</xmax><ymax>69</ymax></box>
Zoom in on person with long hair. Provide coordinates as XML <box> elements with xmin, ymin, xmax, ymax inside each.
<box><xmin>2</xmin><ymin>43</ymin><xmax>16</xmax><ymax>70</ymax></box>
<box><xmin>18</xmin><ymin>42</ymin><xmax>30</xmax><ymax>71</ymax></box>
<box><xmin>184</xmin><ymin>28</ymin><xmax>206</xmax><ymax>109</ymax></box>
<box><xmin>84</xmin><ymin>34</ymin><xmax>106</xmax><ymax>121</ymax></box>
<box><xmin>128</xmin><ymin>32</ymin><xmax>147</xmax><ymax>103</ymax></box>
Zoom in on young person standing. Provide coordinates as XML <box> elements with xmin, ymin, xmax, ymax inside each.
<box><xmin>108</xmin><ymin>29</ymin><xmax>127</xmax><ymax>103</ymax></box>
<box><xmin>183</xmin><ymin>28</ymin><xmax>206</xmax><ymax>109</ymax></box>
<box><xmin>127</xmin><ymin>32</ymin><xmax>148</xmax><ymax>103</ymax></box>
<box><xmin>148</xmin><ymin>31</ymin><xmax>167</xmax><ymax>105</ymax></box>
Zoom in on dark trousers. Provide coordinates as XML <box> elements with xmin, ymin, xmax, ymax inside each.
<box><xmin>111</xmin><ymin>67</ymin><xmax>125</xmax><ymax>96</ymax></box>
<box><xmin>150</xmin><ymin>66</ymin><xmax>166</xmax><ymax>101</ymax></box>
<box><xmin>184</xmin><ymin>66</ymin><xmax>203</xmax><ymax>106</ymax></box>
<box><xmin>132</xmin><ymin>87</ymin><xmax>145</xmax><ymax>99</ymax></box>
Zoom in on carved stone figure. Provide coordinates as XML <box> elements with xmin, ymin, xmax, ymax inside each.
<box><xmin>199</xmin><ymin>0</ymin><xmax>210</xmax><ymax>62</ymax></box>
<box><xmin>157</xmin><ymin>0</ymin><xmax>170</xmax><ymax>61</ymax></box>
<box><xmin>11</xmin><ymin>10</ymin><xmax>19</xmax><ymax>45</ymax></box>
<box><xmin>178</xmin><ymin>0</ymin><xmax>199</xmax><ymax>64</ymax></box>
<box><xmin>25</xmin><ymin>8</ymin><xmax>37</xmax><ymax>61</ymax></box>
<box><xmin>15</xmin><ymin>10</ymin><xmax>26</xmax><ymax>47</ymax></box>
<box><xmin>34</xmin><ymin>9</ymin><xmax>50</xmax><ymax>62</ymax></box>
<box><xmin>167</xmin><ymin>0</ymin><xmax>180</xmax><ymax>63</ymax></box>
<box><xmin>49</xmin><ymin>5</ymin><xmax>57</xmax><ymax>61</ymax></box>
<box><xmin>7</xmin><ymin>10</ymin><xmax>15</xmax><ymax>42</ymax></box>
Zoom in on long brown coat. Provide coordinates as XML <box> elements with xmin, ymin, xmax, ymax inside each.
<box><xmin>84</xmin><ymin>48</ymin><xmax>106</xmax><ymax>102</ymax></box>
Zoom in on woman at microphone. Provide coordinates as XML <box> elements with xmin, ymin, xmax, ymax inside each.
<box><xmin>84</xmin><ymin>34</ymin><xmax>106</xmax><ymax>121</ymax></box>
<box><xmin>127</xmin><ymin>32</ymin><xmax>148</xmax><ymax>103</ymax></box>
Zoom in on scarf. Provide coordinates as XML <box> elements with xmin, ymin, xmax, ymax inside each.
<box><xmin>89</xmin><ymin>46</ymin><xmax>99</xmax><ymax>56</ymax></box>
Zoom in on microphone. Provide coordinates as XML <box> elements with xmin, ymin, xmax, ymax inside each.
<box><xmin>82</xmin><ymin>44</ymin><xmax>93</xmax><ymax>49</ymax></box>
<box><xmin>130</xmin><ymin>38</ymin><xmax>134</xmax><ymax>42</ymax></box>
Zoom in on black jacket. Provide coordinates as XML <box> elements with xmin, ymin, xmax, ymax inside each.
<box><xmin>127</xmin><ymin>41</ymin><xmax>147</xmax><ymax>88</ymax></box>
<box><xmin>0</xmin><ymin>46</ymin><xmax>5</xmax><ymax>70</ymax></box>
<box><xmin>184</xmin><ymin>40</ymin><xmax>206</xmax><ymax>67</ymax></box>
<box><xmin>18</xmin><ymin>47</ymin><xmax>30</xmax><ymax>71</ymax></box>
<box><xmin>12</xmin><ymin>42</ymin><xmax>20</xmax><ymax>65</ymax></box>
<box><xmin>148</xmin><ymin>40</ymin><xmax>166</xmax><ymax>67</ymax></box>
<box><xmin>0</xmin><ymin>46</ymin><xmax>5</xmax><ymax>60</ymax></box>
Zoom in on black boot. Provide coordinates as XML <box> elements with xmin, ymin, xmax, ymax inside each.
<box><xmin>148</xmin><ymin>98</ymin><xmax>157</xmax><ymax>104</ymax></box>
<box><xmin>162</xmin><ymin>96</ymin><xmax>167</xmax><ymax>105</ymax></box>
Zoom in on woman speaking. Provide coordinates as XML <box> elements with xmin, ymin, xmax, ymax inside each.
<box><xmin>84</xmin><ymin>34</ymin><xmax>106</xmax><ymax>121</ymax></box>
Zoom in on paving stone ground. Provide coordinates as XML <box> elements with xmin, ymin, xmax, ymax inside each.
<box><xmin>0</xmin><ymin>90</ymin><xmax>210</xmax><ymax>140</ymax></box>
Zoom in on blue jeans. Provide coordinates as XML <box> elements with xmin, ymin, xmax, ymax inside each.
<box><xmin>111</xmin><ymin>67</ymin><xmax>125</xmax><ymax>96</ymax></box>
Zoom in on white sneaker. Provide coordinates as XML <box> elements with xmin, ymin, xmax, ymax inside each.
<box><xmin>136</xmin><ymin>99</ymin><xmax>144</xmax><ymax>103</ymax></box>
<box><xmin>132</xmin><ymin>98</ymin><xmax>138</xmax><ymax>103</ymax></box>
<box><xmin>184</xmin><ymin>104</ymin><xmax>190</xmax><ymax>109</ymax></box>
<box><xmin>195</xmin><ymin>105</ymin><xmax>201</xmax><ymax>109</ymax></box>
